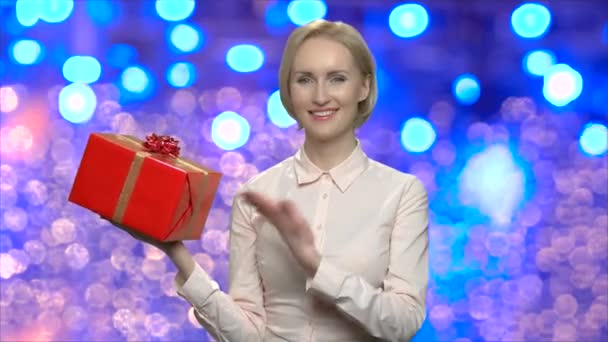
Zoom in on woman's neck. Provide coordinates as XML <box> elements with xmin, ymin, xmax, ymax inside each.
<box><xmin>303</xmin><ymin>132</ymin><xmax>357</xmax><ymax>171</ymax></box>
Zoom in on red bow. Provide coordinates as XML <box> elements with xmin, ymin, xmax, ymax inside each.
<box><xmin>143</xmin><ymin>133</ymin><xmax>181</xmax><ymax>157</ymax></box>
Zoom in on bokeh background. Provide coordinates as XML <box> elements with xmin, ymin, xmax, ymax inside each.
<box><xmin>1</xmin><ymin>0</ymin><xmax>607</xmax><ymax>341</ymax></box>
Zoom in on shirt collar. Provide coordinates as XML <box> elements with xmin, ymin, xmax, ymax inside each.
<box><xmin>293</xmin><ymin>139</ymin><xmax>369</xmax><ymax>193</ymax></box>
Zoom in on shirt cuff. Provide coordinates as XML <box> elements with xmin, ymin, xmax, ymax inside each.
<box><xmin>173</xmin><ymin>262</ymin><xmax>219</xmax><ymax>307</ymax></box>
<box><xmin>306</xmin><ymin>258</ymin><xmax>347</xmax><ymax>299</ymax></box>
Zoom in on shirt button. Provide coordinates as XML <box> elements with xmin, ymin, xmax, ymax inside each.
<box><xmin>316</xmin><ymin>225</ymin><xmax>322</xmax><ymax>230</ymax></box>
<box><xmin>322</xmin><ymin>193</ymin><xmax>328</xmax><ymax>199</ymax></box>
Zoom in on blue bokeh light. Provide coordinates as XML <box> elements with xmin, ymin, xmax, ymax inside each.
<box><xmin>15</xmin><ymin>0</ymin><xmax>40</xmax><ymax>27</ymax></box>
<box><xmin>287</xmin><ymin>0</ymin><xmax>327</xmax><ymax>26</ymax></box>
<box><xmin>542</xmin><ymin>63</ymin><xmax>583</xmax><ymax>107</ymax></box>
<box><xmin>155</xmin><ymin>0</ymin><xmax>195</xmax><ymax>22</ymax></box>
<box><xmin>265</xmin><ymin>0</ymin><xmax>290</xmax><ymax>30</ymax></box>
<box><xmin>579</xmin><ymin>123</ymin><xmax>608</xmax><ymax>156</ymax></box>
<box><xmin>62</xmin><ymin>56</ymin><xmax>102</xmax><ymax>84</ymax></box>
<box><xmin>211</xmin><ymin>111</ymin><xmax>251</xmax><ymax>151</ymax></box>
<box><xmin>511</xmin><ymin>3</ymin><xmax>552</xmax><ymax>38</ymax></box>
<box><xmin>226</xmin><ymin>44</ymin><xmax>265</xmax><ymax>73</ymax></box>
<box><xmin>389</xmin><ymin>3</ymin><xmax>430</xmax><ymax>38</ymax></box>
<box><xmin>11</xmin><ymin>39</ymin><xmax>44</xmax><ymax>65</ymax></box>
<box><xmin>400</xmin><ymin>117</ymin><xmax>437</xmax><ymax>153</ymax></box>
<box><xmin>107</xmin><ymin>44</ymin><xmax>137</xmax><ymax>69</ymax></box>
<box><xmin>523</xmin><ymin>49</ymin><xmax>556</xmax><ymax>76</ymax></box>
<box><xmin>86</xmin><ymin>0</ymin><xmax>118</xmax><ymax>26</ymax></box>
<box><xmin>166</xmin><ymin>62</ymin><xmax>196</xmax><ymax>88</ymax></box>
<box><xmin>39</xmin><ymin>0</ymin><xmax>74</xmax><ymax>23</ymax></box>
<box><xmin>169</xmin><ymin>24</ymin><xmax>203</xmax><ymax>53</ymax></box>
<box><xmin>452</xmin><ymin>73</ymin><xmax>481</xmax><ymax>105</ymax></box>
<box><xmin>58</xmin><ymin>83</ymin><xmax>97</xmax><ymax>124</ymax></box>
<box><xmin>267</xmin><ymin>90</ymin><xmax>297</xmax><ymax>128</ymax></box>
<box><xmin>120</xmin><ymin>65</ymin><xmax>153</xmax><ymax>95</ymax></box>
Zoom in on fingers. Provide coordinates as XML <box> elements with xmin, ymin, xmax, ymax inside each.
<box><xmin>242</xmin><ymin>192</ymin><xmax>308</xmax><ymax>231</ymax></box>
<box><xmin>242</xmin><ymin>191</ymin><xmax>279</xmax><ymax>216</ymax></box>
<box><xmin>280</xmin><ymin>200</ymin><xmax>305</xmax><ymax>225</ymax></box>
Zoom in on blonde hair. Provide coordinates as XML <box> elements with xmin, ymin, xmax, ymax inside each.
<box><xmin>278</xmin><ymin>20</ymin><xmax>378</xmax><ymax>129</ymax></box>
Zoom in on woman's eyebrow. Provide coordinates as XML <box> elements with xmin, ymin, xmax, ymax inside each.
<box><xmin>293</xmin><ymin>69</ymin><xmax>350</xmax><ymax>76</ymax></box>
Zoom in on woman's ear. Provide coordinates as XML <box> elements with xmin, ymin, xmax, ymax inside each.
<box><xmin>358</xmin><ymin>74</ymin><xmax>371</xmax><ymax>102</ymax></box>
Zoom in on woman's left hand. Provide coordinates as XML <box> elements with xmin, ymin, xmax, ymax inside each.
<box><xmin>241</xmin><ymin>191</ymin><xmax>321</xmax><ymax>277</ymax></box>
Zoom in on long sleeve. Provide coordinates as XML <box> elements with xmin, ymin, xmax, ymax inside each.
<box><xmin>174</xmin><ymin>186</ymin><xmax>266</xmax><ymax>341</ymax></box>
<box><xmin>307</xmin><ymin>177</ymin><xmax>429</xmax><ymax>342</ymax></box>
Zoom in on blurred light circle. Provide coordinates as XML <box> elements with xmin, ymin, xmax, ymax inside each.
<box><xmin>121</xmin><ymin>65</ymin><xmax>153</xmax><ymax>94</ymax></box>
<box><xmin>169</xmin><ymin>89</ymin><xmax>197</xmax><ymax>116</ymax></box>
<box><xmin>287</xmin><ymin>0</ymin><xmax>327</xmax><ymax>26</ymax></box>
<box><xmin>3</xmin><ymin>125</ymin><xmax>34</xmax><ymax>153</ymax></box>
<box><xmin>62</xmin><ymin>305</ymin><xmax>88</xmax><ymax>331</ymax></box>
<box><xmin>16</xmin><ymin>0</ymin><xmax>41</xmax><ymax>27</ymax></box>
<box><xmin>216</xmin><ymin>87</ymin><xmax>242</xmax><ymax>112</ymax></box>
<box><xmin>1</xmin><ymin>164</ymin><xmax>18</xmax><ymax>187</ymax></box>
<box><xmin>523</xmin><ymin>49</ymin><xmax>555</xmax><ymax>76</ymax></box>
<box><xmin>211</xmin><ymin>111</ymin><xmax>251</xmax><ymax>151</ymax></box>
<box><xmin>0</xmin><ymin>87</ymin><xmax>19</xmax><ymax>113</ymax></box>
<box><xmin>23</xmin><ymin>179</ymin><xmax>49</xmax><ymax>206</ymax></box>
<box><xmin>65</xmin><ymin>243</ymin><xmax>90</xmax><ymax>269</ymax></box>
<box><xmin>62</xmin><ymin>56</ymin><xmax>102</xmax><ymax>84</ymax></box>
<box><xmin>155</xmin><ymin>0</ymin><xmax>195</xmax><ymax>21</ymax></box>
<box><xmin>542</xmin><ymin>63</ymin><xmax>583</xmax><ymax>107</ymax></box>
<box><xmin>453</xmin><ymin>73</ymin><xmax>481</xmax><ymax>105</ymax></box>
<box><xmin>39</xmin><ymin>0</ymin><xmax>74</xmax><ymax>23</ymax></box>
<box><xmin>267</xmin><ymin>90</ymin><xmax>296</xmax><ymax>128</ymax></box>
<box><xmin>166</xmin><ymin>62</ymin><xmax>196</xmax><ymax>88</ymax></box>
<box><xmin>0</xmin><ymin>253</ymin><xmax>17</xmax><ymax>279</ymax></box>
<box><xmin>3</xmin><ymin>207</ymin><xmax>28</xmax><ymax>232</ymax></box>
<box><xmin>169</xmin><ymin>24</ymin><xmax>203</xmax><ymax>53</ymax></box>
<box><xmin>219</xmin><ymin>152</ymin><xmax>246</xmax><ymax>178</ymax></box>
<box><xmin>400</xmin><ymin>117</ymin><xmax>437</xmax><ymax>153</ymax></box>
<box><xmin>11</xmin><ymin>39</ymin><xmax>44</xmax><ymax>65</ymax></box>
<box><xmin>23</xmin><ymin>240</ymin><xmax>46</xmax><ymax>264</ymax></box>
<box><xmin>579</xmin><ymin>123</ymin><xmax>608</xmax><ymax>156</ymax></box>
<box><xmin>145</xmin><ymin>313</ymin><xmax>170</xmax><ymax>337</ymax></box>
<box><xmin>389</xmin><ymin>3</ymin><xmax>429</xmax><ymax>38</ymax></box>
<box><xmin>58</xmin><ymin>83</ymin><xmax>97</xmax><ymax>124</ymax></box>
<box><xmin>511</xmin><ymin>3</ymin><xmax>552</xmax><ymax>38</ymax></box>
<box><xmin>226</xmin><ymin>44</ymin><xmax>265</xmax><ymax>73</ymax></box>
<box><xmin>85</xmin><ymin>283</ymin><xmax>110</xmax><ymax>308</ymax></box>
<box><xmin>51</xmin><ymin>218</ymin><xmax>76</xmax><ymax>244</ymax></box>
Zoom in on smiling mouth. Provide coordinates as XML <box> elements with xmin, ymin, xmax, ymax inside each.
<box><xmin>309</xmin><ymin>109</ymin><xmax>338</xmax><ymax>121</ymax></box>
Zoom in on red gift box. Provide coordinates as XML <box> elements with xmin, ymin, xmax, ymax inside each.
<box><xmin>68</xmin><ymin>133</ymin><xmax>222</xmax><ymax>241</ymax></box>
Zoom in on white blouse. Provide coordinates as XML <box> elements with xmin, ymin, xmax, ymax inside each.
<box><xmin>174</xmin><ymin>141</ymin><xmax>429</xmax><ymax>341</ymax></box>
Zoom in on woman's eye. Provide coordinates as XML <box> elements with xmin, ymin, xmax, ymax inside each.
<box><xmin>331</xmin><ymin>77</ymin><xmax>346</xmax><ymax>83</ymax></box>
<box><xmin>297</xmin><ymin>78</ymin><xmax>311</xmax><ymax>84</ymax></box>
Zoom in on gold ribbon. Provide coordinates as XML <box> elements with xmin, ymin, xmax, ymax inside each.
<box><xmin>106</xmin><ymin>134</ymin><xmax>211</xmax><ymax>240</ymax></box>
<box><xmin>112</xmin><ymin>150</ymin><xmax>150</xmax><ymax>223</ymax></box>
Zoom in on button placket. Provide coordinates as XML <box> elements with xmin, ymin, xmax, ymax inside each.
<box><xmin>310</xmin><ymin>176</ymin><xmax>326</xmax><ymax>250</ymax></box>
<box><xmin>314</xmin><ymin>175</ymin><xmax>331</xmax><ymax>250</ymax></box>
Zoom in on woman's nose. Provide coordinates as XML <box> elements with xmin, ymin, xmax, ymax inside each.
<box><xmin>312</xmin><ymin>84</ymin><xmax>330</xmax><ymax>106</ymax></box>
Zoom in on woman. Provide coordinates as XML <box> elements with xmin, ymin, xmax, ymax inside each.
<box><xmin>125</xmin><ymin>20</ymin><xmax>429</xmax><ymax>341</ymax></box>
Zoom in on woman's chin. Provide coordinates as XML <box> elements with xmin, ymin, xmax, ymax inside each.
<box><xmin>303</xmin><ymin>126</ymin><xmax>352</xmax><ymax>144</ymax></box>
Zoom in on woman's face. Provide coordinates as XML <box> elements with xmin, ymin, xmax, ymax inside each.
<box><xmin>289</xmin><ymin>36</ymin><xmax>369</xmax><ymax>143</ymax></box>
